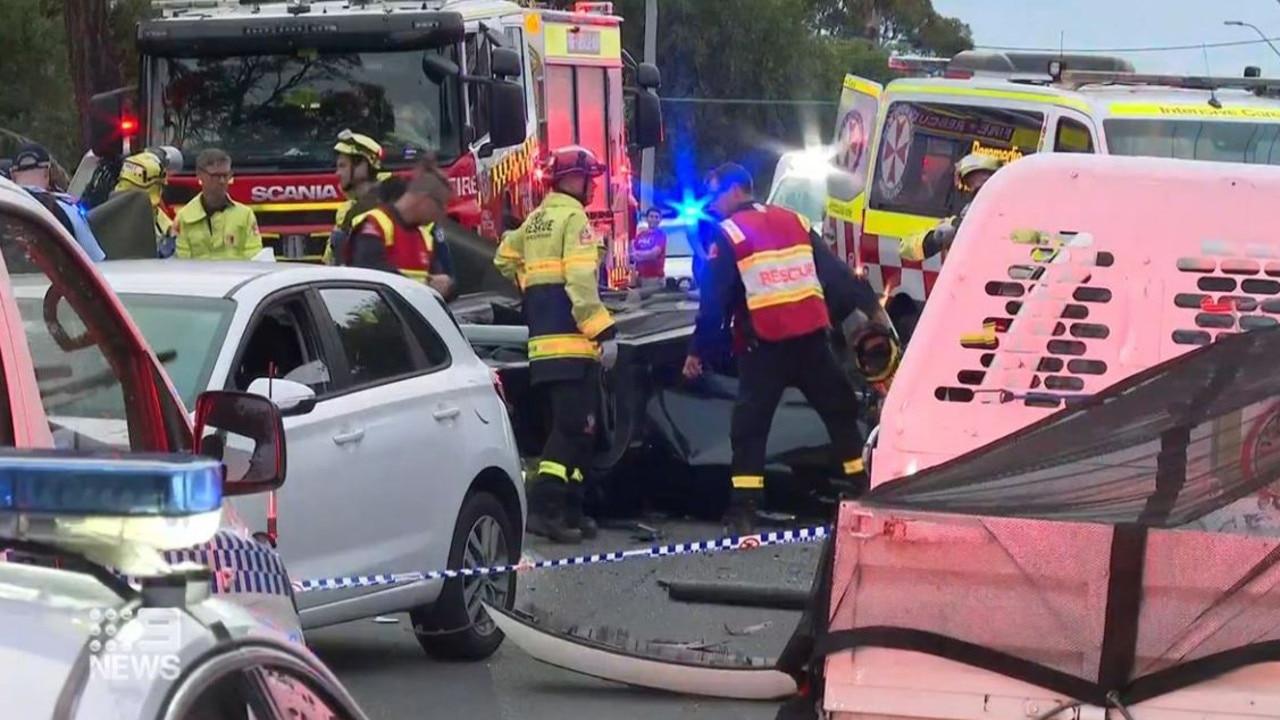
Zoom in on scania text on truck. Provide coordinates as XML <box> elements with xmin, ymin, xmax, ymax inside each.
<box><xmin>81</xmin><ymin>0</ymin><xmax>662</xmax><ymax>285</ymax></box>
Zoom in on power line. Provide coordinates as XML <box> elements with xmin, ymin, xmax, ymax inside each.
<box><xmin>976</xmin><ymin>36</ymin><xmax>1280</xmax><ymax>54</ymax></box>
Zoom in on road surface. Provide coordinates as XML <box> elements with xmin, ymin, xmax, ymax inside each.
<box><xmin>306</xmin><ymin>519</ymin><xmax>822</xmax><ymax>720</ymax></box>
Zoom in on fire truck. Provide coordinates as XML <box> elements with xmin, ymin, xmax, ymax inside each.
<box><xmin>84</xmin><ymin>0</ymin><xmax>662</xmax><ymax>286</ymax></box>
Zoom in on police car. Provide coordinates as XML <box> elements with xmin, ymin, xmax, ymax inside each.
<box><xmin>0</xmin><ymin>449</ymin><xmax>370</xmax><ymax>719</ymax></box>
<box><xmin>0</xmin><ymin>176</ymin><xmax>302</xmax><ymax>640</ymax></box>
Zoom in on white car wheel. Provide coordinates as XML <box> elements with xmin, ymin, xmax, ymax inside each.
<box><xmin>411</xmin><ymin>491</ymin><xmax>518</xmax><ymax>661</ymax></box>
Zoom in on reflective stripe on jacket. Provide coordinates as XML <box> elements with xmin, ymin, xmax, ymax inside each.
<box><xmin>720</xmin><ymin>203</ymin><xmax>829</xmax><ymax>342</ymax></box>
<box><xmin>493</xmin><ymin>191</ymin><xmax>614</xmax><ymax>382</ymax></box>
<box><xmin>347</xmin><ymin>207</ymin><xmax>433</xmax><ymax>281</ymax></box>
<box><xmin>173</xmin><ymin>197</ymin><xmax>263</xmax><ymax>260</ymax></box>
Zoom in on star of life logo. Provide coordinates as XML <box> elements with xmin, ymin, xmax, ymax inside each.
<box><xmin>86</xmin><ymin>606</ymin><xmax>183</xmax><ymax>682</ymax></box>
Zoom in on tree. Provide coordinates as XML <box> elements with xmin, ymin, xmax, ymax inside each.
<box><xmin>63</xmin><ymin>0</ymin><xmax>124</xmax><ymax>154</ymax></box>
<box><xmin>807</xmin><ymin>0</ymin><xmax>973</xmax><ymax>56</ymax></box>
<box><xmin>610</xmin><ymin>0</ymin><xmax>902</xmax><ymax>195</ymax></box>
<box><xmin>0</xmin><ymin>0</ymin><xmax>78</xmax><ymax>163</ymax></box>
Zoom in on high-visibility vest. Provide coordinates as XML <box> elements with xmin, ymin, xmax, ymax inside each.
<box><xmin>347</xmin><ymin>207</ymin><xmax>433</xmax><ymax>282</ymax></box>
<box><xmin>719</xmin><ymin>203</ymin><xmax>829</xmax><ymax>342</ymax></box>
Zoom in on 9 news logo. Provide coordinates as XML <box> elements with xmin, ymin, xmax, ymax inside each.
<box><xmin>86</xmin><ymin>607</ymin><xmax>183</xmax><ymax>682</ymax></box>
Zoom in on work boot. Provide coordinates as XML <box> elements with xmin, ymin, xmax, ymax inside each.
<box><xmin>525</xmin><ymin>478</ymin><xmax>583</xmax><ymax>544</ymax></box>
<box><xmin>564</xmin><ymin>483</ymin><xmax>599</xmax><ymax>540</ymax></box>
<box><xmin>722</xmin><ymin>490</ymin><xmax>762</xmax><ymax>538</ymax></box>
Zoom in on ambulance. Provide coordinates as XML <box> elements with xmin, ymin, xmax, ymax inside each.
<box><xmin>82</xmin><ymin>0</ymin><xmax>661</xmax><ymax>287</ymax></box>
<box><xmin>824</xmin><ymin>50</ymin><xmax>1280</xmax><ymax>336</ymax></box>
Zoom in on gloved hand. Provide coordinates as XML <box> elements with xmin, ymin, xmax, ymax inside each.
<box><xmin>599</xmin><ymin>339</ymin><xmax>619</xmax><ymax>370</ymax></box>
<box><xmin>933</xmin><ymin>222</ymin><xmax>958</xmax><ymax>253</ymax></box>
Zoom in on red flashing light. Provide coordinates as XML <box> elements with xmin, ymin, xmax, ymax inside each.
<box><xmin>887</xmin><ymin>57</ymin><xmax>909</xmax><ymax>71</ymax></box>
<box><xmin>943</xmin><ymin>69</ymin><xmax>973</xmax><ymax>80</ymax></box>
<box><xmin>119</xmin><ymin>117</ymin><xmax>138</xmax><ymax>134</ymax></box>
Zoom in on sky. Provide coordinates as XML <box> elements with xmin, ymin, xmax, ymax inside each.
<box><xmin>931</xmin><ymin>0</ymin><xmax>1280</xmax><ymax>76</ymax></box>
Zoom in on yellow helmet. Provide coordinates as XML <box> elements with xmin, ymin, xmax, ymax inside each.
<box><xmin>955</xmin><ymin>152</ymin><xmax>1002</xmax><ymax>185</ymax></box>
<box><xmin>115</xmin><ymin>151</ymin><xmax>168</xmax><ymax>192</ymax></box>
<box><xmin>333</xmin><ymin>129</ymin><xmax>383</xmax><ymax>170</ymax></box>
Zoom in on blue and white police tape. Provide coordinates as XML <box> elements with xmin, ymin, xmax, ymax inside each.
<box><xmin>292</xmin><ymin>525</ymin><xmax>830</xmax><ymax>594</ymax></box>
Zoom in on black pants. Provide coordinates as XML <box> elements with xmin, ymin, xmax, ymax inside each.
<box><xmin>730</xmin><ymin>331</ymin><xmax>864</xmax><ymax>494</ymax></box>
<box><xmin>535</xmin><ymin>365</ymin><xmax>602</xmax><ymax>494</ymax></box>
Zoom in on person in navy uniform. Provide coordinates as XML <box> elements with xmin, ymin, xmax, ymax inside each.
<box><xmin>683</xmin><ymin>163</ymin><xmax>894</xmax><ymax>536</ymax></box>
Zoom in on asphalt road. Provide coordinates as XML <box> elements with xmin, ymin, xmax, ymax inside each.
<box><xmin>306</xmin><ymin>519</ymin><xmax>821</xmax><ymax>720</ymax></box>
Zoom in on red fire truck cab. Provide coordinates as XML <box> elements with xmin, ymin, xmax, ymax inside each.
<box><xmin>84</xmin><ymin>0</ymin><xmax>661</xmax><ymax>285</ymax></box>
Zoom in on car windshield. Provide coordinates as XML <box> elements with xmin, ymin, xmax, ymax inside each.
<box><xmin>16</xmin><ymin>291</ymin><xmax>234</xmax><ymax>415</ymax></box>
<box><xmin>1103</xmin><ymin>118</ymin><xmax>1280</xmax><ymax>165</ymax></box>
<box><xmin>869</xmin><ymin>101</ymin><xmax>1044</xmax><ymax>219</ymax></box>
<box><xmin>770</xmin><ymin>175</ymin><xmax>826</xmax><ymax>227</ymax></box>
<box><xmin>145</xmin><ymin>49</ymin><xmax>463</xmax><ymax>170</ymax></box>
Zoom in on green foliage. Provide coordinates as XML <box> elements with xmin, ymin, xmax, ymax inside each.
<box><xmin>0</xmin><ymin>0</ymin><xmax>151</xmax><ymax>165</ymax></box>
<box><xmin>0</xmin><ymin>0</ymin><xmax>78</xmax><ymax>163</ymax></box>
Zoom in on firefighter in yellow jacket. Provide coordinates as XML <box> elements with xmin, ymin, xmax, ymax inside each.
<box><xmin>325</xmin><ymin>129</ymin><xmax>388</xmax><ymax>265</ymax></box>
<box><xmin>899</xmin><ymin>152</ymin><xmax>1002</xmax><ymax>263</ymax></box>
<box><xmin>173</xmin><ymin>148</ymin><xmax>263</xmax><ymax>260</ymax></box>
<box><xmin>494</xmin><ymin>145</ymin><xmax>617</xmax><ymax>544</ymax></box>
<box><xmin>112</xmin><ymin>146</ymin><xmax>182</xmax><ymax>256</ymax></box>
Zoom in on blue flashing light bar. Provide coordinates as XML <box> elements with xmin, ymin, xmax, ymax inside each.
<box><xmin>0</xmin><ymin>451</ymin><xmax>223</xmax><ymax>517</ymax></box>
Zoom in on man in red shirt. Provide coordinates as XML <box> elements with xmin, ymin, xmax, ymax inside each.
<box><xmin>631</xmin><ymin>207</ymin><xmax>667</xmax><ymax>288</ymax></box>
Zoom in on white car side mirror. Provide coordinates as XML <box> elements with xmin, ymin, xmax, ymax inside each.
<box><xmin>247</xmin><ymin>377</ymin><xmax>317</xmax><ymax>417</ymax></box>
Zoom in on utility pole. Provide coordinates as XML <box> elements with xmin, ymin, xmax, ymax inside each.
<box><xmin>640</xmin><ymin>0</ymin><xmax>657</xmax><ymax>211</ymax></box>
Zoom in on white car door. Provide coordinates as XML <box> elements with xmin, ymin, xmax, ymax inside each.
<box><xmin>222</xmin><ymin>291</ymin><xmax>361</xmax><ymax>619</ymax></box>
<box><xmin>299</xmin><ymin>283</ymin><xmax>468</xmax><ymax>624</ymax></box>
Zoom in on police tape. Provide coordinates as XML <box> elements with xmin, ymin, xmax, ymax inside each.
<box><xmin>292</xmin><ymin>525</ymin><xmax>830</xmax><ymax>594</ymax></box>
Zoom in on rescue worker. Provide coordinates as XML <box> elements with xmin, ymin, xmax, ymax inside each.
<box><xmin>681</xmin><ymin>163</ymin><xmax>892</xmax><ymax>536</ymax></box>
<box><xmin>493</xmin><ymin>145</ymin><xmax>618</xmax><ymax>544</ymax></box>
<box><xmin>325</xmin><ymin>129</ymin><xmax>385</xmax><ymax>265</ymax></box>
<box><xmin>173</xmin><ymin>148</ymin><xmax>263</xmax><ymax>260</ymax></box>
<box><xmin>345</xmin><ymin>156</ymin><xmax>457</xmax><ymax>299</ymax></box>
<box><xmin>10</xmin><ymin>142</ymin><xmax>107</xmax><ymax>262</ymax></box>
<box><xmin>900</xmin><ymin>152</ymin><xmax>1002</xmax><ymax>263</ymax></box>
<box><xmin>112</xmin><ymin>147</ymin><xmax>182</xmax><ymax>257</ymax></box>
<box><xmin>631</xmin><ymin>207</ymin><xmax>668</xmax><ymax>289</ymax></box>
